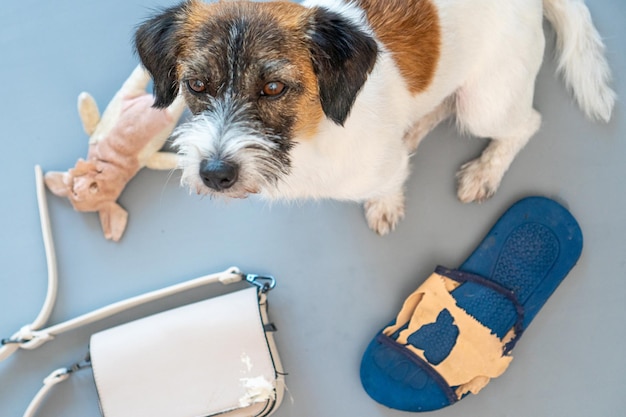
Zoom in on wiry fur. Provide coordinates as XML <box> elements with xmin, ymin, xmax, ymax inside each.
<box><xmin>135</xmin><ymin>0</ymin><xmax>615</xmax><ymax>235</ymax></box>
<box><xmin>174</xmin><ymin>96</ymin><xmax>291</xmax><ymax>198</ymax></box>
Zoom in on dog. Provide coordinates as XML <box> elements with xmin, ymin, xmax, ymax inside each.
<box><xmin>134</xmin><ymin>0</ymin><xmax>615</xmax><ymax>235</ymax></box>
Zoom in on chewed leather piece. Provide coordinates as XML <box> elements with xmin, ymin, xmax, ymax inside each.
<box><xmin>383</xmin><ymin>272</ymin><xmax>513</xmax><ymax>398</ymax></box>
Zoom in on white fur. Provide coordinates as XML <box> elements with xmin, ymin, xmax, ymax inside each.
<box><xmin>543</xmin><ymin>0</ymin><xmax>615</xmax><ymax>122</ymax></box>
<box><xmin>273</xmin><ymin>0</ymin><xmax>546</xmax><ymax>211</ymax></box>
<box><xmin>270</xmin><ymin>0</ymin><xmax>613</xmax><ymax>233</ymax></box>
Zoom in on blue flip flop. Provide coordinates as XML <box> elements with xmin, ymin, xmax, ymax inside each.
<box><xmin>360</xmin><ymin>196</ymin><xmax>583</xmax><ymax>412</ymax></box>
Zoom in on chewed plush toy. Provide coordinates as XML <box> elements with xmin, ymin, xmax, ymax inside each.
<box><xmin>45</xmin><ymin>65</ymin><xmax>186</xmax><ymax>241</ymax></box>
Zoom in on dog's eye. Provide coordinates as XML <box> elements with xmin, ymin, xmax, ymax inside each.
<box><xmin>187</xmin><ymin>79</ymin><xmax>207</xmax><ymax>94</ymax></box>
<box><xmin>261</xmin><ymin>81</ymin><xmax>286</xmax><ymax>98</ymax></box>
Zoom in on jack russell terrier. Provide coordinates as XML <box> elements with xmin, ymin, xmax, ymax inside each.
<box><xmin>135</xmin><ymin>0</ymin><xmax>615</xmax><ymax>234</ymax></box>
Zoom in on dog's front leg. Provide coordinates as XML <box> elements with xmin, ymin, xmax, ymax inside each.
<box><xmin>456</xmin><ymin>109</ymin><xmax>541</xmax><ymax>203</ymax></box>
<box><xmin>362</xmin><ymin>140</ymin><xmax>412</xmax><ymax>235</ymax></box>
<box><xmin>364</xmin><ymin>188</ymin><xmax>406</xmax><ymax>236</ymax></box>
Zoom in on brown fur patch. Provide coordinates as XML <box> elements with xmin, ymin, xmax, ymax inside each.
<box><xmin>178</xmin><ymin>1</ymin><xmax>323</xmax><ymax>139</ymax></box>
<box><xmin>357</xmin><ymin>0</ymin><xmax>441</xmax><ymax>94</ymax></box>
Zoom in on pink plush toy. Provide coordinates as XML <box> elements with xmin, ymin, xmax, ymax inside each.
<box><xmin>45</xmin><ymin>65</ymin><xmax>186</xmax><ymax>241</ymax></box>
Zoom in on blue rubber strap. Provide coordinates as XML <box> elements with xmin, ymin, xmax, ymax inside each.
<box><xmin>435</xmin><ymin>266</ymin><xmax>525</xmax><ymax>354</ymax></box>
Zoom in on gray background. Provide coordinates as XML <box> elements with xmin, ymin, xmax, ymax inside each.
<box><xmin>0</xmin><ymin>1</ymin><xmax>624</xmax><ymax>416</ymax></box>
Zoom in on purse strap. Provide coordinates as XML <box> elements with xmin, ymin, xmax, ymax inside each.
<box><xmin>0</xmin><ymin>166</ymin><xmax>256</xmax><ymax>359</ymax></box>
<box><xmin>0</xmin><ymin>166</ymin><xmax>59</xmax><ymax>360</ymax></box>
<box><xmin>22</xmin><ymin>354</ymin><xmax>93</xmax><ymax>417</ymax></box>
<box><xmin>2</xmin><ymin>166</ymin><xmax>277</xmax><ymax>416</ymax></box>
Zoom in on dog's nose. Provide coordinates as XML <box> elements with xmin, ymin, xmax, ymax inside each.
<box><xmin>199</xmin><ymin>159</ymin><xmax>239</xmax><ymax>191</ymax></box>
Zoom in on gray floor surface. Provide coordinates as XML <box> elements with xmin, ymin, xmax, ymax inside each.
<box><xmin>1</xmin><ymin>1</ymin><xmax>624</xmax><ymax>416</ymax></box>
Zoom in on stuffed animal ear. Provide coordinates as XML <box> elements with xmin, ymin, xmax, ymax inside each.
<box><xmin>307</xmin><ymin>7</ymin><xmax>378</xmax><ymax>126</ymax></box>
<box><xmin>135</xmin><ymin>3</ymin><xmax>187</xmax><ymax>108</ymax></box>
<box><xmin>99</xmin><ymin>202</ymin><xmax>129</xmax><ymax>242</ymax></box>
<box><xmin>78</xmin><ymin>92</ymin><xmax>101</xmax><ymax>136</ymax></box>
<box><xmin>44</xmin><ymin>171</ymin><xmax>71</xmax><ymax>197</ymax></box>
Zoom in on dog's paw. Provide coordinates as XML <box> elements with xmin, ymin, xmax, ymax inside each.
<box><xmin>364</xmin><ymin>192</ymin><xmax>405</xmax><ymax>236</ymax></box>
<box><xmin>456</xmin><ymin>158</ymin><xmax>502</xmax><ymax>203</ymax></box>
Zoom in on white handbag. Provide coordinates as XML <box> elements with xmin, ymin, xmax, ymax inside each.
<box><xmin>0</xmin><ymin>167</ymin><xmax>285</xmax><ymax>417</ymax></box>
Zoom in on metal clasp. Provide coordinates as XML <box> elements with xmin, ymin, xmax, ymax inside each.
<box><xmin>1</xmin><ymin>338</ymin><xmax>27</xmax><ymax>345</ymax></box>
<box><xmin>67</xmin><ymin>353</ymin><xmax>92</xmax><ymax>374</ymax></box>
<box><xmin>245</xmin><ymin>274</ymin><xmax>276</xmax><ymax>293</ymax></box>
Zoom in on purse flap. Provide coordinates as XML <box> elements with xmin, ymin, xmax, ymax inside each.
<box><xmin>90</xmin><ymin>287</ymin><xmax>278</xmax><ymax>417</ymax></box>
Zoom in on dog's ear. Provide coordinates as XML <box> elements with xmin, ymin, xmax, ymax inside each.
<box><xmin>307</xmin><ymin>8</ymin><xmax>378</xmax><ymax>126</ymax></box>
<box><xmin>135</xmin><ymin>3</ymin><xmax>188</xmax><ymax>108</ymax></box>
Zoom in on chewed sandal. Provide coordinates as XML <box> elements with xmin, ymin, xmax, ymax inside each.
<box><xmin>360</xmin><ymin>196</ymin><xmax>583</xmax><ymax>412</ymax></box>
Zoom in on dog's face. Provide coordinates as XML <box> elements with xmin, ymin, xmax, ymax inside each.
<box><xmin>135</xmin><ymin>0</ymin><xmax>377</xmax><ymax>198</ymax></box>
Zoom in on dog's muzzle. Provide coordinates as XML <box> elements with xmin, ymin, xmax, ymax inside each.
<box><xmin>174</xmin><ymin>96</ymin><xmax>292</xmax><ymax>198</ymax></box>
<box><xmin>199</xmin><ymin>158</ymin><xmax>240</xmax><ymax>191</ymax></box>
